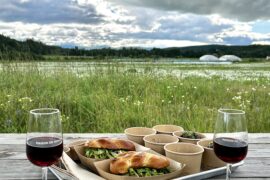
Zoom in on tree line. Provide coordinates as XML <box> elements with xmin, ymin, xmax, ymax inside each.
<box><xmin>0</xmin><ymin>34</ymin><xmax>270</xmax><ymax>61</ymax></box>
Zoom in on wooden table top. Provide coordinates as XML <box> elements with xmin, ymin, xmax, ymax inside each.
<box><xmin>0</xmin><ymin>133</ymin><xmax>269</xmax><ymax>179</ymax></box>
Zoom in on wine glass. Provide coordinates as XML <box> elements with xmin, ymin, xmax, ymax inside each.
<box><xmin>26</xmin><ymin>108</ymin><xmax>63</xmax><ymax>180</ymax></box>
<box><xmin>213</xmin><ymin>109</ymin><xmax>248</xmax><ymax>180</ymax></box>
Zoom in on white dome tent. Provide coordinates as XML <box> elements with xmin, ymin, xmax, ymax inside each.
<box><xmin>199</xmin><ymin>55</ymin><xmax>219</xmax><ymax>61</ymax></box>
<box><xmin>219</xmin><ymin>55</ymin><xmax>242</xmax><ymax>62</ymax></box>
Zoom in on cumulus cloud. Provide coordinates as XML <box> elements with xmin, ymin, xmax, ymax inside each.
<box><xmin>0</xmin><ymin>0</ymin><xmax>103</xmax><ymax>24</ymax></box>
<box><xmin>108</xmin><ymin>0</ymin><xmax>270</xmax><ymax>22</ymax></box>
<box><xmin>0</xmin><ymin>0</ymin><xmax>269</xmax><ymax>48</ymax></box>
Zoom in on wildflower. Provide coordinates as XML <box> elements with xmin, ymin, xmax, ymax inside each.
<box><xmin>134</xmin><ymin>100</ymin><xmax>143</xmax><ymax>106</ymax></box>
<box><xmin>232</xmin><ymin>96</ymin><xmax>241</xmax><ymax>101</ymax></box>
<box><xmin>252</xmin><ymin>88</ymin><xmax>256</xmax><ymax>91</ymax></box>
<box><xmin>226</xmin><ymin>88</ymin><xmax>230</xmax><ymax>91</ymax></box>
<box><xmin>182</xmin><ymin>95</ymin><xmax>185</xmax><ymax>98</ymax></box>
<box><xmin>180</xmin><ymin>83</ymin><xmax>183</xmax><ymax>86</ymax></box>
<box><xmin>161</xmin><ymin>100</ymin><xmax>165</xmax><ymax>103</ymax></box>
<box><xmin>167</xmin><ymin>86</ymin><xmax>171</xmax><ymax>89</ymax></box>
<box><xmin>19</xmin><ymin>97</ymin><xmax>33</xmax><ymax>102</ymax></box>
<box><xmin>237</xmin><ymin>92</ymin><xmax>242</xmax><ymax>95</ymax></box>
<box><xmin>171</xmin><ymin>95</ymin><xmax>174</xmax><ymax>98</ymax></box>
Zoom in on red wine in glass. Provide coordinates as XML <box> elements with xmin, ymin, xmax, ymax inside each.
<box><xmin>213</xmin><ymin>109</ymin><xmax>248</xmax><ymax>180</ymax></box>
<box><xmin>214</xmin><ymin>137</ymin><xmax>248</xmax><ymax>163</ymax></box>
<box><xmin>26</xmin><ymin>108</ymin><xmax>63</xmax><ymax>180</ymax></box>
<box><xmin>26</xmin><ymin>137</ymin><xmax>63</xmax><ymax>167</ymax></box>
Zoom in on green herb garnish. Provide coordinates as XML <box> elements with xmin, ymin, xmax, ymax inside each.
<box><xmin>126</xmin><ymin>167</ymin><xmax>171</xmax><ymax>177</ymax></box>
<box><xmin>85</xmin><ymin>148</ymin><xmax>127</xmax><ymax>159</ymax></box>
<box><xmin>181</xmin><ymin>131</ymin><xmax>201</xmax><ymax>139</ymax></box>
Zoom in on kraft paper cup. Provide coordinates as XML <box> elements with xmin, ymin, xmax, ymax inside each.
<box><xmin>143</xmin><ymin>134</ymin><xmax>179</xmax><ymax>155</ymax></box>
<box><xmin>125</xmin><ymin>127</ymin><xmax>156</xmax><ymax>145</ymax></box>
<box><xmin>153</xmin><ymin>125</ymin><xmax>184</xmax><ymax>135</ymax></box>
<box><xmin>173</xmin><ymin>131</ymin><xmax>206</xmax><ymax>144</ymax></box>
<box><xmin>164</xmin><ymin>143</ymin><xmax>204</xmax><ymax>175</ymax></box>
<box><xmin>197</xmin><ymin>139</ymin><xmax>226</xmax><ymax>170</ymax></box>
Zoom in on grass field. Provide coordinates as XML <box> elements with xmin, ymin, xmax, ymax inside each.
<box><xmin>0</xmin><ymin>61</ymin><xmax>270</xmax><ymax>133</ymax></box>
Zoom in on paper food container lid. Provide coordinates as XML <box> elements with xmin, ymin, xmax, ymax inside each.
<box><xmin>94</xmin><ymin>150</ymin><xmax>186</xmax><ymax>180</ymax></box>
<box><xmin>74</xmin><ymin>139</ymin><xmax>150</xmax><ymax>173</ymax></box>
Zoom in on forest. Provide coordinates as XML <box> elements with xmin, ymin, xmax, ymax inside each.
<box><xmin>0</xmin><ymin>34</ymin><xmax>270</xmax><ymax>60</ymax></box>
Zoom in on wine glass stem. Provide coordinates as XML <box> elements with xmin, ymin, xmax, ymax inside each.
<box><xmin>226</xmin><ymin>163</ymin><xmax>232</xmax><ymax>180</ymax></box>
<box><xmin>42</xmin><ymin>167</ymin><xmax>48</xmax><ymax>180</ymax></box>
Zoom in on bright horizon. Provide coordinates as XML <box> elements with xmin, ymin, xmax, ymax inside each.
<box><xmin>0</xmin><ymin>0</ymin><xmax>270</xmax><ymax>49</ymax></box>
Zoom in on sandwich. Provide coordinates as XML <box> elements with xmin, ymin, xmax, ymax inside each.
<box><xmin>84</xmin><ymin>138</ymin><xmax>136</xmax><ymax>159</ymax></box>
<box><xmin>110</xmin><ymin>151</ymin><xmax>171</xmax><ymax>177</ymax></box>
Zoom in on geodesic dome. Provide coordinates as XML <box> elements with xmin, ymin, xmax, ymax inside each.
<box><xmin>219</xmin><ymin>55</ymin><xmax>242</xmax><ymax>62</ymax></box>
<box><xmin>199</xmin><ymin>55</ymin><xmax>219</xmax><ymax>61</ymax></box>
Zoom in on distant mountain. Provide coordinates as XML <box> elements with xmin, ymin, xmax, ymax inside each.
<box><xmin>0</xmin><ymin>34</ymin><xmax>269</xmax><ymax>60</ymax></box>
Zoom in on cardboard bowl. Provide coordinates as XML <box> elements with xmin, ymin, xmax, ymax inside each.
<box><xmin>143</xmin><ymin>134</ymin><xmax>179</xmax><ymax>155</ymax></box>
<box><xmin>125</xmin><ymin>127</ymin><xmax>156</xmax><ymax>145</ymax></box>
<box><xmin>74</xmin><ymin>139</ymin><xmax>149</xmax><ymax>172</ymax></box>
<box><xmin>164</xmin><ymin>143</ymin><xmax>204</xmax><ymax>175</ymax></box>
<box><xmin>153</xmin><ymin>125</ymin><xmax>184</xmax><ymax>135</ymax></box>
<box><xmin>67</xmin><ymin>139</ymin><xmax>86</xmax><ymax>161</ymax></box>
<box><xmin>94</xmin><ymin>150</ymin><xmax>185</xmax><ymax>180</ymax></box>
<box><xmin>197</xmin><ymin>139</ymin><xmax>226</xmax><ymax>170</ymax></box>
<box><xmin>173</xmin><ymin>131</ymin><xmax>206</xmax><ymax>144</ymax></box>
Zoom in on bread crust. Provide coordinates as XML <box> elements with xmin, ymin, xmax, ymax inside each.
<box><xmin>84</xmin><ymin>138</ymin><xmax>135</xmax><ymax>151</ymax></box>
<box><xmin>110</xmin><ymin>151</ymin><xmax>170</xmax><ymax>174</ymax></box>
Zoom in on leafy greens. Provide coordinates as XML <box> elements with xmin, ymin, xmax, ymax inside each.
<box><xmin>85</xmin><ymin>148</ymin><xmax>127</xmax><ymax>159</ymax></box>
<box><xmin>127</xmin><ymin>167</ymin><xmax>171</xmax><ymax>177</ymax></box>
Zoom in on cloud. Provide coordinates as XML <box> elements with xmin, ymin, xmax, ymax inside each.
<box><xmin>0</xmin><ymin>0</ymin><xmax>103</xmax><ymax>24</ymax></box>
<box><xmin>108</xmin><ymin>0</ymin><xmax>270</xmax><ymax>22</ymax></box>
<box><xmin>0</xmin><ymin>0</ymin><xmax>269</xmax><ymax>48</ymax></box>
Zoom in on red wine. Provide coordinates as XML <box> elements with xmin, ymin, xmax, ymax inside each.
<box><xmin>26</xmin><ymin>137</ymin><xmax>63</xmax><ymax>167</ymax></box>
<box><xmin>214</xmin><ymin>137</ymin><xmax>248</xmax><ymax>163</ymax></box>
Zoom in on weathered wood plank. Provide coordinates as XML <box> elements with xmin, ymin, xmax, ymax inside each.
<box><xmin>0</xmin><ymin>160</ymin><xmax>56</xmax><ymax>179</ymax></box>
<box><xmin>1</xmin><ymin>158</ymin><xmax>269</xmax><ymax>179</ymax></box>
<box><xmin>1</xmin><ymin>133</ymin><xmax>270</xmax><ymax>144</ymax></box>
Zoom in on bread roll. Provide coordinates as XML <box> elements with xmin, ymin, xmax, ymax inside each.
<box><xmin>84</xmin><ymin>138</ymin><xmax>135</xmax><ymax>151</ymax></box>
<box><xmin>110</xmin><ymin>151</ymin><xmax>170</xmax><ymax>174</ymax></box>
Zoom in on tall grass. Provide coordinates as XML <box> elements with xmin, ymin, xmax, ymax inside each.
<box><xmin>0</xmin><ymin>63</ymin><xmax>269</xmax><ymax>133</ymax></box>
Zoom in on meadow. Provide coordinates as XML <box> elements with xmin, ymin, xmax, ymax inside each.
<box><xmin>0</xmin><ymin>61</ymin><xmax>270</xmax><ymax>133</ymax></box>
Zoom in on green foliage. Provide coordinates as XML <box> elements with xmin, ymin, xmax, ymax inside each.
<box><xmin>0</xmin><ymin>63</ymin><xmax>270</xmax><ymax>133</ymax></box>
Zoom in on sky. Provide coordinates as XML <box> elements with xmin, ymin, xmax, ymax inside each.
<box><xmin>0</xmin><ymin>0</ymin><xmax>270</xmax><ymax>48</ymax></box>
